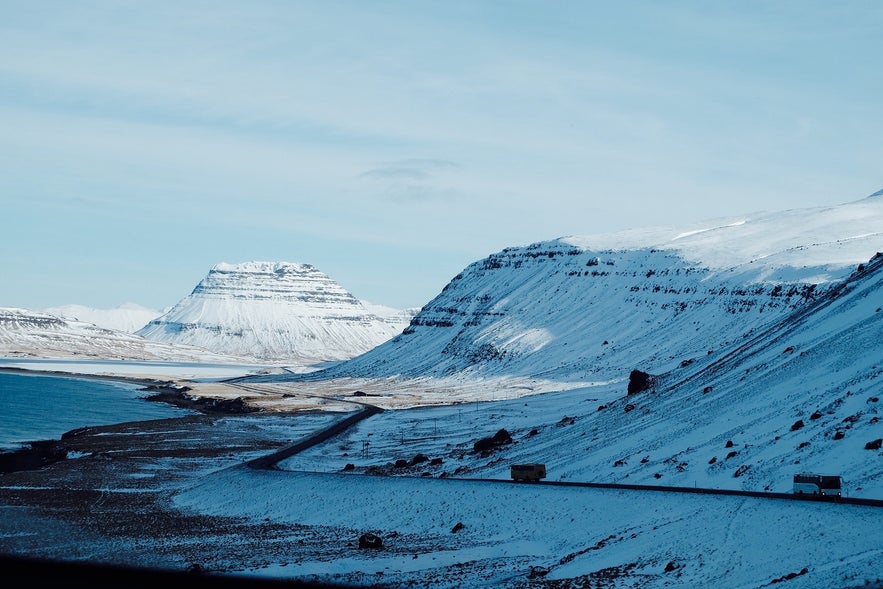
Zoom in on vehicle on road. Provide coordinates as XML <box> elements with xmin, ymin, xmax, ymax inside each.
<box><xmin>511</xmin><ymin>463</ymin><xmax>546</xmax><ymax>482</ymax></box>
<box><xmin>793</xmin><ymin>473</ymin><xmax>841</xmax><ymax>497</ymax></box>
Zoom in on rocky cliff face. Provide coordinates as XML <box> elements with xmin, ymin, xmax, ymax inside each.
<box><xmin>137</xmin><ymin>262</ymin><xmax>410</xmax><ymax>363</ymax></box>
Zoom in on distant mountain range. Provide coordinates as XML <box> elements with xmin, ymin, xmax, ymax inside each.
<box><xmin>42</xmin><ymin>303</ymin><xmax>164</xmax><ymax>333</ymax></box>
<box><xmin>2</xmin><ymin>262</ymin><xmax>415</xmax><ymax>364</ymax></box>
<box><xmin>0</xmin><ymin>307</ymin><xmax>238</xmax><ymax>363</ymax></box>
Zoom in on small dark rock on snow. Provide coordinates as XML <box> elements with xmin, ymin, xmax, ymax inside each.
<box><xmin>358</xmin><ymin>533</ymin><xmax>383</xmax><ymax>549</ymax></box>
<box><xmin>627</xmin><ymin>370</ymin><xmax>653</xmax><ymax>395</ymax></box>
<box><xmin>472</xmin><ymin>429</ymin><xmax>513</xmax><ymax>453</ymax></box>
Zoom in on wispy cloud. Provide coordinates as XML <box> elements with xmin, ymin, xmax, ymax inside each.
<box><xmin>358</xmin><ymin>159</ymin><xmax>461</xmax><ymax>203</ymax></box>
<box><xmin>360</xmin><ymin>159</ymin><xmax>459</xmax><ymax>180</ymax></box>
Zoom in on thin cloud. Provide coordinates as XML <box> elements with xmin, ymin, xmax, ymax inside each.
<box><xmin>360</xmin><ymin>168</ymin><xmax>429</xmax><ymax>181</ymax></box>
<box><xmin>360</xmin><ymin>158</ymin><xmax>460</xmax><ymax>180</ymax></box>
<box><xmin>359</xmin><ymin>159</ymin><xmax>462</xmax><ymax>203</ymax></box>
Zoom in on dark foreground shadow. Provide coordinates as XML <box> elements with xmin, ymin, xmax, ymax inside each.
<box><xmin>0</xmin><ymin>555</ymin><xmax>366</xmax><ymax>589</ymax></box>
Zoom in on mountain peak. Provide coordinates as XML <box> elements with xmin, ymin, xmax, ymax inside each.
<box><xmin>212</xmin><ymin>261</ymin><xmax>314</xmax><ymax>274</ymax></box>
<box><xmin>138</xmin><ymin>261</ymin><xmax>410</xmax><ymax>363</ymax></box>
<box><xmin>867</xmin><ymin>187</ymin><xmax>883</xmax><ymax>198</ymax></box>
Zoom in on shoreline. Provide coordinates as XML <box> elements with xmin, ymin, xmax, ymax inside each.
<box><xmin>0</xmin><ymin>366</ymin><xmax>262</xmax><ymax>415</ymax></box>
<box><xmin>0</xmin><ymin>365</ymin><xmax>174</xmax><ymax>388</ymax></box>
<box><xmin>0</xmin><ymin>367</ymin><xmax>263</xmax><ymax>474</ymax></box>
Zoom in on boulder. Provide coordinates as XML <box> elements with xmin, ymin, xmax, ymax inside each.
<box><xmin>473</xmin><ymin>428</ymin><xmax>513</xmax><ymax>453</ymax></box>
<box><xmin>358</xmin><ymin>533</ymin><xmax>383</xmax><ymax>549</ymax></box>
<box><xmin>627</xmin><ymin>370</ymin><xmax>653</xmax><ymax>395</ymax></box>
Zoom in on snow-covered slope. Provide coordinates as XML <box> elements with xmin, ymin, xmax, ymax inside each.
<box><xmin>245</xmin><ymin>192</ymin><xmax>883</xmax><ymax>496</ymax></box>
<box><xmin>0</xmin><ymin>307</ymin><xmax>241</xmax><ymax>363</ymax></box>
<box><xmin>137</xmin><ymin>262</ymin><xmax>411</xmax><ymax>363</ymax></box>
<box><xmin>277</xmin><ymin>194</ymin><xmax>881</xmax><ymax>388</ymax></box>
<box><xmin>43</xmin><ymin>303</ymin><xmax>163</xmax><ymax>333</ymax></box>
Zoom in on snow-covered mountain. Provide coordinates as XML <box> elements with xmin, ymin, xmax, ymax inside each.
<box><xmin>286</xmin><ymin>192</ymin><xmax>883</xmax><ymax>385</ymax></box>
<box><xmin>43</xmin><ymin>303</ymin><xmax>163</xmax><ymax>333</ymax></box>
<box><xmin>137</xmin><ymin>261</ymin><xmax>412</xmax><ymax>363</ymax></box>
<box><xmin>0</xmin><ymin>307</ymin><xmax>241</xmax><ymax>363</ymax></box>
<box><xmin>244</xmin><ymin>191</ymin><xmax>883</xmax><ymax>496</ymax></box>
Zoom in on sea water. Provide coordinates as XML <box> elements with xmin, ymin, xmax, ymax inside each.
<box><xmin>0</xmin><ymin>372</ymin><xmax>196</xmax><ymax>451</ymax></box>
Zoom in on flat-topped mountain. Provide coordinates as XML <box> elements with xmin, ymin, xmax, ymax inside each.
<box><xmin>137</xmin><ymin>261</ymin><xmax>412</xmax><ymax>363</ymax></box>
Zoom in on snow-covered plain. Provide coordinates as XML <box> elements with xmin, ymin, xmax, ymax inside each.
<box><xmin>176</xmin><ymin>465</ymin><xmax>883</xmax><ymax>588</ymax></box>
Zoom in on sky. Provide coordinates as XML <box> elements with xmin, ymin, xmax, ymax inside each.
<box><xmin>2</xmin><ymin>1</ymin><xmax>882</xmax><ymax>312</ymax></box>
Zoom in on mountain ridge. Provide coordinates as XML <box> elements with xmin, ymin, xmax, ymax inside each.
<box><xmin>42</xmin><ymin>303</ymin><xmax>164</xmax><ymax>333</ymax></box>
<box><xmin>269</xmin><ymin>194</ymin><xmax>882</xmax><ymax>385</ymax></box>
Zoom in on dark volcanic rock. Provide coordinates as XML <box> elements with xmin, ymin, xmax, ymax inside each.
<box><xmin>473</xmin><ymin>428</ymin><xmax>513</xmax><ymax>453</ymax></box>
<box><xmin>627</xmin><ymin>370</ymin><xmax>653</xmax><ymax>395</ymax></box>
<box><xmin>144</xmin><ymin>389</ymin><xmax>259</xmax><ymax>415</ymax></box>
<box><xmin>0</xmin><ymin>440</ymin><xmax>67</xmax><ymax>473</ymax></box>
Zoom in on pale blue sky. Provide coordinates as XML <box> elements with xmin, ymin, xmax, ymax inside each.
<box><xmin>2</xmin><ymin>1</ymin><xmax>881</xmax><ymax>311</ymax></box>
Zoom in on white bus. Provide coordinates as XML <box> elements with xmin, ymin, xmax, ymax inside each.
<box><xmin>793</xmin><ymin>473</ymin><xmax>841</xmax><ymax>497</ymax></box>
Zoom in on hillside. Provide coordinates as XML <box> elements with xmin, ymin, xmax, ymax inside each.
<box><xmin>294</xmin><ymin>193</ymin><xmax>883</xmax><ymax>385</ymax></box>
<box><xmin>241</xmin><ymin>193</ymin><xmax>883</xmax><ymax>497</ymax></box>
<box><xmin>273</xmin><ymin>251</ymin><xmax>883</xmax><ymax>498</ymax></box>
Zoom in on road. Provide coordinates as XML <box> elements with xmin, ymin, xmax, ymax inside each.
<box><xmin>245</xmin><ymin>402</ymin><xmax>383</xmax><ymax>470</ymax></box>
<box><xmin>239</xmin><ymin>397</ymin><xmax>883</xmax><ymax>508</ymax></box>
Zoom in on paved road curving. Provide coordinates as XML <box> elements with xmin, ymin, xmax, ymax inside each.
<box><xmin>245</xmin><ymin>403</ymin><xmax>383</xmax><ymax>470</ymax></box>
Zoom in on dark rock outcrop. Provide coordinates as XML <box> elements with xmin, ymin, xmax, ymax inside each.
<box><xmin>473</xmin><ymin>428</ymin><xmax>513</xmax><ymax>453</ymax></box>
<box><xmin>627</xmin><ymin>370</ymin><xmax>654</xmax><ymax>395</ymax></box>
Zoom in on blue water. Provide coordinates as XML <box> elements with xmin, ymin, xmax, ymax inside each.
<box><xmin>0</xmin><ymin>372</ymin><xmax>196</xmax><ymax>451</ymax></box>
